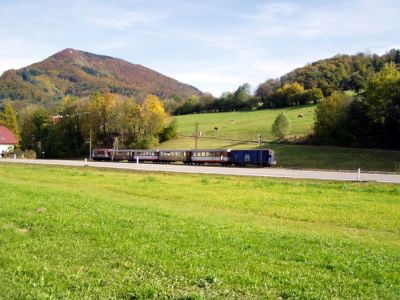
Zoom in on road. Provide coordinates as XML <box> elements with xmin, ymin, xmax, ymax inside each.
<box><xmin>1</xmin><ymin>158</ymin><xmax>400</xmax><ymax>184</ymax></box>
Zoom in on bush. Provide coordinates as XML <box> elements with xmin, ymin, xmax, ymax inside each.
<box><xmin>23</xmin><ymin>149</ymin><xmax>37</xmax><ymax>159</ymax></box>
<box><xmin>159</xmin><ymin>119</ymin><xmax>178</xmax><ymax>142</ymax></box>
<box><xmin>130</xmin><ymin>136</ymin><xmax>159</xmax><ymax>149</ymax></box>
<box><xmin>271</xmin><ymin>113</ymin><xmax>290</xmax><ymax>139</ymax></box>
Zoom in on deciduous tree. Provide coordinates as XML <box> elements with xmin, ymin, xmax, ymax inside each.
<box><xmin>271</xmin><ymin>113</ymin><xmax>290</xmax><ymax>139</ymax></box>
<box><xmin>0</xmin><ymin>101</ymin><xmax>20</xmax><ymax>140</ymax></box>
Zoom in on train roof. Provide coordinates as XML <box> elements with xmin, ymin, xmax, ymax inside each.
<box><xmin>158</xmin><ymin>149</ymin><xmax>187</xmax><ymax>151</ymax></box>
<box><xmin>190</xmin><ymin>149</ymin><xmax>231</xmax><ymax>151</ymax></box>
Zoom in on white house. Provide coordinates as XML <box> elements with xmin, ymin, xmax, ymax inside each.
<box><xmin>0</xmin><ymin>125</ymin><xmax>18</xmax><ymax>157</ymax></box>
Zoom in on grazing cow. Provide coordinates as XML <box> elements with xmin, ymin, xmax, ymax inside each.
<box><xmin>214</xmin><ymin>127</ymin><xmax>219</xmax><ymax>131</ymax></box>
<box><xmin>298</xmin><ymin>114</ymin><xmax>304</xmax><ymax>118</ymax></box>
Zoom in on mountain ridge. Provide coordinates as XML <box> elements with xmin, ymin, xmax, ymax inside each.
<box><xmin>0</xmin><ymin>48</ymin><xmax>202</xmax><ymax>104</ymax></box>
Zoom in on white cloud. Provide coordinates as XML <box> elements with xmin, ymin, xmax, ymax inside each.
<box><xmin>89</xmin><ymin>10</ymin><xmax>165</xmax><ymax>30</ymax></box>
<box><xmin>240</xmin><ymin>2</ymin><xmax>299</xmax><ymax>21</ymax></box>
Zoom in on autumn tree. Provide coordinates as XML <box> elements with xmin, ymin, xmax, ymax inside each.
<box><xmin>0</xmin><ymin>101</ymin><xmax>20</xmax><ymax>141</ymax></box>
<box><xmin>141</xmin><ymin>95</ymin><xmax>167</xmax><ymax>134</ymax></box>
<box><xmin>110</xmin><ymin>97</ymin><xmax>140</xmax><ymax>147</ymax></box>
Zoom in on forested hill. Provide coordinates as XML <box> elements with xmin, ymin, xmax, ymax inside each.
<box><xmin>0</xmin><ymin>48</ymin><xmax>202</xmax><ymax>105</ymax></box>
<box><xmin>279</xmin><ymin>49</ymin><xmax>400</xmax><ymax>95</ymax></box>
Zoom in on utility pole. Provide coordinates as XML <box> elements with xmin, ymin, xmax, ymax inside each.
<box><xmin>111</xmin><ymin>137</ymin><xmax>118</xmax><ymax>161</ymax></box>
<box><xmin>195</xmin><ymin>123</ymin><xmax>199</xmax><ymax>149</ymax></box>
<box><xmin>258</xmin><ymin>133</ymin><xmax>262</xmax><ymax>168</ymax></box>
<box><xmin>89</xmin><ymin>129</ymin><xmax>92</xmax><ymax>160</ymax></box>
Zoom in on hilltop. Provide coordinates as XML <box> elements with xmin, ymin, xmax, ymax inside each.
<box><xmin>0</xmin><ymin>48</ymin><xmax>202</xmax><ymax>104</ymax></box>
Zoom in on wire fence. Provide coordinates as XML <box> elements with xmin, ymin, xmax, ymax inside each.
<box><xmin>178</xmin><ymin>134</ymin><xmax>261</xmax><ymax>144</ymax></box>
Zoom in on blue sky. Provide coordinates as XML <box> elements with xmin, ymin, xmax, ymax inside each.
<box><xmin>0</xmin><ymin>0</ymin><xmax>399</xmax><ymax>96</ymax></box>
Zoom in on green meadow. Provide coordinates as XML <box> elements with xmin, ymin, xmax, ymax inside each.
<box><xmin>0</xmin><ymin>164</ymin><xmax>399</xmax><ymax>299</ymax></box>
<box><xmin>171</xmin><ymin>105</ymin><xmax>315</xmax><ymax>141</ymax></box>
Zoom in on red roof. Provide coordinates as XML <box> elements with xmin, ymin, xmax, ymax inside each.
<box><xmin>0</xmin><ymin>126</ymin><xmax>17</xmax><ymax>145</ymax></box>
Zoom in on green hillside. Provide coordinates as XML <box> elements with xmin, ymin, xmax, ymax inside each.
<box><xmin>171</xmin><ymin>105</ymin><xmax>315</xmax><ymax>141</ymax></box>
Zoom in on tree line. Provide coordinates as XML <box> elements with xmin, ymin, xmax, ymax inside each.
<box><xmin>168</xmin><ymin>49</ymin><xmax>400</xmax><ymax>115</ymax></box>
<box><xmin>0</xmin><ymin>93</ymin><xmax>177</xmax><ymax>158</ymax></box>
<box><xmin>313</xmin><ymin>63</ymin><xmax>400</xmax><ymax>149</ymax></box>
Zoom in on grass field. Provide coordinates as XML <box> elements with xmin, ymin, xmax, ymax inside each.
<box><xmin>0</xmin><ymin>164</ymin><xmax>399</xmax><ymax>299</ymax></box>
<box><xmin>172</xmin><ymin>105</ymin><xmax>315</xmax><ymax>141</ymax></box>
<box><xmin>162</xmin><ymin>105</ymin><xmax>400</xmax><ymax>173</ymax></box>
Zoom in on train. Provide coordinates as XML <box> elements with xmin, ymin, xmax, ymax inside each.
<box><xmin>92</xmin><ymin>148</ymin><xmax>276</xmax><ymax>167</ymax></box>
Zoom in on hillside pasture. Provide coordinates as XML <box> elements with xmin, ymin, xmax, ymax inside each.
<box><xmin>173</xmin><ymin>105</ymin><xmax>315</xmax><ymax>141</ymax></box>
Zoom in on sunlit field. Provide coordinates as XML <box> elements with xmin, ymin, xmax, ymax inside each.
<box><xmin>0</xmin><ymin>164</ymin><xmax>399</xmax><ymax>299</ymax></box>
<box><xmin>172</xmin><ymin>105</ymin><xmax>315</xmax><ymax>141</ymax></box>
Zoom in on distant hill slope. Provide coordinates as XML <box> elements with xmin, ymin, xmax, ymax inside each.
<box><xmin>0</xmin><ymin>48</ymin><xmax>202</xmax><ymax>104</ymax></box>
<box><xmin>279</xmin><ymin>49</ymin><xmax>400</xmax><ymax>95</ymax></box>
<box><xmin>163</xmin><ymin>105</ymin><xmax>316</xmax><ymax>147</ymax></box>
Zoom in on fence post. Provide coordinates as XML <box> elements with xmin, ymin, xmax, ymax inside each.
<box><xmin>357</xmin><ymin>168</ymin><xmax>361</xmax><ymax>182</ymax></box>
